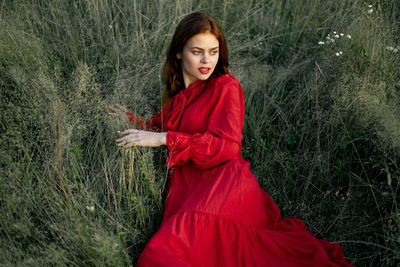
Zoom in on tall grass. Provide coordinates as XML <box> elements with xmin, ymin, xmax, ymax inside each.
<box><xmin>1</xmin><ymin>0</ymin><xmax>399</xmax><ymax>265</ymax></box>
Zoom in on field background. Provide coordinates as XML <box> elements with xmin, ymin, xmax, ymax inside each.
<box><xmin>1</xmin><ymin>0</ymin><xmax>399</xmax><ymax>266</ymax></box>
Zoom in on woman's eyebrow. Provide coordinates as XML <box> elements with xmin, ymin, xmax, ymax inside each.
<box><xmin>190</xmin><ymin>46</ymin><xmax>219</xmax><ymax>50</ymax></box>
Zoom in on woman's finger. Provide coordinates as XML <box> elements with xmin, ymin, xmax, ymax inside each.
<box><xmin>116</xmin><ymin>135</ymin><xmax>129</xmax><ymax>142</ymax></box>
<box><xmin>125</xmin><ymin>142</ymin><xmax>136</xmax><ymax>148</ymax></box>
<box><xmin>116</xmin><ymin>134</ymin><xmax>138</xmax><ymax>148</ymax></box>
<box><xmin>118</xmin><ymin>142</ymin><xmax>126</xmax><ymax>147</ymax></box>
<box><xmin>121</xmin><ymin>129</ymin><xmax>139</xmax><ymax>136</ymax></box>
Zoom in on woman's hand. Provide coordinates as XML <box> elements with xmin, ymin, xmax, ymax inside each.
<box><xmin>116</xmin><ymin>129</ymin><xmax>167</xmax><ymax>148</ymax></box>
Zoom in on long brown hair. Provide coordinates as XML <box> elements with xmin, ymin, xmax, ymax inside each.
<box><xmin>162</xmin><ymin>12</ymin><xmax>229</xmax><ymax>106</ymax></box>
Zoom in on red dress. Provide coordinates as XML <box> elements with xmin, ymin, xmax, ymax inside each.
<box><xmin>129</xmin><ymin>74</ymin><xmax>354</xmax><ymax>266</ymax></box>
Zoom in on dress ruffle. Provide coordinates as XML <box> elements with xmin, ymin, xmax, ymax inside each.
<box><xmin>139</xmin><ymin>210</ymin><xmax>351</xmax><ymax>267</ymax></box>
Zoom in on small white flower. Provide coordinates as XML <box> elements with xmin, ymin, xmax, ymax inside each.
<box><xmin>335</xmin><ymin>52</ymin><xmax>340</xmax><ymax>56</ymax></box>
<box><xmin>334</xmin><ymin>34</ymin><xmax>340</xmax><ymax>38</ymax></box>
<box><xmin>318</xmin><ymin>41</ymin><xmax>325</xmax><ymax>45</ymax></box>
<box><xmin>340</xmin><ymin>33</ymin><xmax>344</xmax><ymax>36</ymax></box>
<box><xmin>347</xmin><ymin>34</ymin><xmax>352</xmax><ymax>39</ymax></box>
<box><xmin>393</xmin><ymin>48</ymin><xmax>399</xmax><ymax>53</ymax></box>
<box><xmin>339</xmin><ymin>51</ymin><xmax>343</xmax><ymax>55</ymax></box>
<box><xmin>386</xmin><ymin>46</ymin><xmax>394</xmax><ymax>51</ymax></box>
<box><xmin>368</xmin><ymin>9</ymin><xmax>373</xmax><ymax>14</ymax></box>
<box><xmin>333</xmin><ymin>31</ymin><xmax>337</xmax><ymax>34</ymax></box>
<box><xmin>86</xmin><ymin>205</ymin><xmax>95</xmax><ymax>212</ymax></box>
<box><xmin>368</xmin><ymin>4</ymin><xmax>372</xmax><ymax>8</ymax></box>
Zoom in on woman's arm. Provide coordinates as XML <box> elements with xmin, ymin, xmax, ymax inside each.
<box><xmin>166</xmin><ymin>75</ymin><xmax>244</xmax><ymax>169</ymax></box>
<box><xmin>113</xmin><ymin>75</ymin><xmax>244</xmax><ymax>170</ymax></box>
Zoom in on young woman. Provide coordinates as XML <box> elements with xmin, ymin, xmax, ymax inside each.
<box><xmin>109</xmin><ymin>12</ymin><xmax>354</xmax><ymax>267</ymax></box>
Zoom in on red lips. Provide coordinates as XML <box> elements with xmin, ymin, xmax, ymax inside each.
<box><xmin>198</xmin><ymin>67</ymin><xmax>211</xmax><ymax>74</ymax></box>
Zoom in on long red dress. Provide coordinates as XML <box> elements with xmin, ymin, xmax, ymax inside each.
<box><xmin>129</xmin><ymin>74</ymin><xmax>354</xmax><ymax>266</ymax></box>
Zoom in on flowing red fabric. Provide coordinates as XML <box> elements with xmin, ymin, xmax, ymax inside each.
<box><xmin>131</xmin><ymin>74</ymin><xmax>354</xmax><ymax>266</ymax></box>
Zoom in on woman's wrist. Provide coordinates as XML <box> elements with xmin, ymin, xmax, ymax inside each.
<box><xmin>160</xmin><ymin>132</ymin><xmax>167</xmax><ymax>146</ymax></box>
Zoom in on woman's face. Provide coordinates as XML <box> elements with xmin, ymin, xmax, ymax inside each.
<box><xmin>177</xmin><ymin>32</ymin><xmax>219</xmax><ymax>88</ymax></box>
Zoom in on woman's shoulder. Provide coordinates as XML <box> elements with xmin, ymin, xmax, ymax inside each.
<box><xmin>205</xmin><ymin>74</ymin><xmax>243</xmax><ymax>103</ymax></box>
<box><xmin>210</xmin><ymin>74</ymin><xmax>242</xmax><ymax>91</ymax></box>
<box><xmin>213</xmin><ymin>73</ymin><xmax>239</xmax><ymax>84</ymax></box>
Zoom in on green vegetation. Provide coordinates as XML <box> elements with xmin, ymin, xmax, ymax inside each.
<box><xmin>1</xmin><ymin>0</ymin><xmax>399</xmax><ymax>265</ymax></box>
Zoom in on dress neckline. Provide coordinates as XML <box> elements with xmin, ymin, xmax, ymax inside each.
<box><xmin>182</xmin><ymin>75</ymin><xmax>216</xmax><ymax>97</ymax></box>
<box><xmin>182</xmin><ymin>79</ymin><xmax>205</xmax><ymax>97</ymax></box>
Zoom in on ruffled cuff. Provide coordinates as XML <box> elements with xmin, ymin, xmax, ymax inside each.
<box><xmin>166</xmin><ymin>131</ymin><xmax>192</xmax><ymax>169</ymax></box>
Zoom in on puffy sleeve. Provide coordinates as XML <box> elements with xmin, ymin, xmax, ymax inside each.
<box><xmin>126</xmin><ymin>110</ymin><xmax>162</xmax><ymax>132</ymax></box>
<box><xmin>166</xmin><ymin>76</ymin><xmax>244</xmax><ymax>169</ymax></box>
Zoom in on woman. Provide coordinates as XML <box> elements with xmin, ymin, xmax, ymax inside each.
<box><xmin>110</xmin><ymin>12</ymin><xmax>354</xmax><ymax>267</ymax></box>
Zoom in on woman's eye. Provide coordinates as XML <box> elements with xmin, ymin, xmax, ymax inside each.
<box><xmin>192</xmin><ymin>50</ymin><xmax>201</xmax><ymax>55</ymax></box>
<box><xmin>211</xmin><ymin>50</ymin><xmax>219</xmax><ymax>55</ymax></box>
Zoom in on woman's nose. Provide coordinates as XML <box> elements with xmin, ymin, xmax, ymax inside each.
<box><xmin>201</xmin><ymin>54</ymin><xmax>210</xmax><ymax>63</ymax></box>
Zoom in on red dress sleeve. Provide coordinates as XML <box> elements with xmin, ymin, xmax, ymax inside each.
<box><xmin>126</xmin><ymin>110</ymin><xmax>162</xmax><ymax>132</ymax></box>
<box><xmin>166</xmin><ymin>76</ymin><xmax>244</xmax><ymax>169</ymax></box>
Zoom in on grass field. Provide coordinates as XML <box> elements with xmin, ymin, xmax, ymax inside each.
<box><xmin>1</xmin><ymin>0</ymin><xmax>399</xmax><ymax>266</ymax></box>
